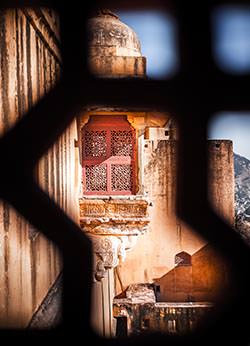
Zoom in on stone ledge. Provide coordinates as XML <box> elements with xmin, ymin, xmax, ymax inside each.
<box><xmin>79</xmin><ymin>197</ymin><xmax>149</xmax><ymax>228</ymax></box>
<box><xmin>79</xmin><ymin>196</ymin><xmax>150</xmax><ymax>280</ymax></box>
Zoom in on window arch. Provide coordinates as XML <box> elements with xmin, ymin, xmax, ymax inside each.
<box><xmin>175</xmin><ymin>251</ymin><xmax>192</xmax><ymax>266</ymax></box>
<box><xmin>81</xmin><ymin>115</ymin><xmax>136</xmax><ymax>195</ymax></box>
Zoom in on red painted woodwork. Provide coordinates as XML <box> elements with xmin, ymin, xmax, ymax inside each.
<box><xmin>82</xmin><ymin>115</ymin><xmax>136</xmax><ymax>195</ymax></box>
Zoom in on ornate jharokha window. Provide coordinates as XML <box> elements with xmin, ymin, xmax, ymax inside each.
<box><xmin>81</xmin><ymin>115</ymin><xmax>136</xmax><ymax>195</ymax></box>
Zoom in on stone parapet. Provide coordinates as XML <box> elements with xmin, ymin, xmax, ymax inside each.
<box><xmin>113</xmin><ymin>283</ymin><xmax>214</xmax><ymax>335</ymax></box>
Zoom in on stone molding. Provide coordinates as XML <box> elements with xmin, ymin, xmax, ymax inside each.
<box><xmin>79</xmin><ymin>197</ymin><xmax>149</xmax><ymax>280</ymax></box>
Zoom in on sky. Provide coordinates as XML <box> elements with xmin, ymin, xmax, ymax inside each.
<box><xmin>210</xmin><ymin>6</ymin><xmax>250</xmax><ymax>160</ymax></box>
<box><xmin>212</xmin><ymin>5</ymin><xmax>250</xmax><ymax>74</ymax></box>
<box><xmin>118</xmin><ymin>10</ymin><xmax>179</xmax><ymax>79</ymax></box>
<box><xmin>118</xmin><ymin>7</ymin><xmax>250</xmax><ymax>160</ymax></box>
<box><xmin>208</xmin><ymin>113</ymin><xmax>250</xmax><ymax>160</ymax></box>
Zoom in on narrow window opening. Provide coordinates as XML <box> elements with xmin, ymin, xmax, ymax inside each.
<box><xmin>175</xmin><ymin>251</ymin><xmax>192</xmax><ymax>266</ymax></box>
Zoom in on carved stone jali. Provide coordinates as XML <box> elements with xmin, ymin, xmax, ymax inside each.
<box><xmin>79</xmin><ymin>197</ymin><xmax>150</xmax><ymax>281</ymax></box>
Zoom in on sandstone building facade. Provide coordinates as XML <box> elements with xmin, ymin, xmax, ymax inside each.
<box><xmin>0</xmin><ymin>9</ymin><xmax>234</xmax><ymax>336</ymax></box>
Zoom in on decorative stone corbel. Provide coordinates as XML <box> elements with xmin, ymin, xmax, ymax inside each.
<box><xmin>90</xmin><ymin>234</ymin><xmax>137</xmax><ymax>281</ymax></box>
<box><xmin>79</xmin><ymin>197</ymin><xmax>150</xmax><ymax>281</ymax></box>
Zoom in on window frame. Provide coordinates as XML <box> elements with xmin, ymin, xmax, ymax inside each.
<box><xmin>81</xmin><ymin>115</ymin><xmax>137</xmax><ymax>195</ymax></box>
<box><xmin>1</xmin><ymin>1</ymin><xmax>250</xmax><ymax>343</ymax></box>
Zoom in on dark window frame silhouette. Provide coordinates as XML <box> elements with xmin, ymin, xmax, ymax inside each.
<box><xmin>0</xmin><ymin>0</ymin><xmax>250</xmax><ymax>345</ymax></box>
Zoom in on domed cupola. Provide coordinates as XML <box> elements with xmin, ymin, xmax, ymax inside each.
<box><xmin>88</xmin><ymin>9</ymin><xmax>146</xmax><ymax>78</ymax></box>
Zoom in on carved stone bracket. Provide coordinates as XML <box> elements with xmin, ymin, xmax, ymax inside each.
<box><xmin>79</xmin><ymin>197</ymin><xmax>150</xmax><ymax>281</ymax></box>
<box><xmin>89</xmin><ymin>234</ymin><xmax>129</xmax><ymax>281</ymax></box>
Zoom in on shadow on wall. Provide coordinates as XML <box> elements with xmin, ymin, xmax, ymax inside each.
<box><xmin>154</xmin><ymin>244</ymin><xmax>230</xmax><ymax>302</ymax></box>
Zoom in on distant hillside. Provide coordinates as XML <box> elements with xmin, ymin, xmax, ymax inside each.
<box><xmin>234</xmin><ymin>153</ymin><xmax>250</xmax><ymax>243</ymax></box>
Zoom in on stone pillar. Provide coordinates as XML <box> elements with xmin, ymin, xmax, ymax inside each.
<box><xmin>79</xmin><ymin>197</ymin><xmax>149</xmax><ymax>336</ymax></box>
<box><xmin>208</xmin><ymin>140</ymin><xmax>235</xmax><ymax>226</ymax></box>
<box><xmin>91</xmin><ymin>268</ymin><xmax>115</xmax><ymax>337</ymax></box>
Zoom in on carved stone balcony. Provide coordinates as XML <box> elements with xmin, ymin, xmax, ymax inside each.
<box><xmin>79</xmin><ymin>196</ymin><xmax>150</xmax><ymax>281</ymax></box>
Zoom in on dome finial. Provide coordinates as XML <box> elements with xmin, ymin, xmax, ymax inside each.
<box><xmin>96</xmin><ymin>9</ymin><xmax>119</xmax><ymax>20</ymax></box>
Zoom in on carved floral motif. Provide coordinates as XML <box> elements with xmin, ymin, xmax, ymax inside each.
<box><xmin>79</xmin><ymin>198</ymin><xmax>149</xmax><ymax>281</ymax></box>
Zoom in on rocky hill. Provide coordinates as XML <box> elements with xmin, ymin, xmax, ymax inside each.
<box><xmin>234</xmin><ymin>153</ymin><xmax>250</xmax><ymax>243</ymax></box>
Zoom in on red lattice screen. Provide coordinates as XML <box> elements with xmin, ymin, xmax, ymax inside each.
<box><xmin>82</xmin><ymin>115</ymin><xmax>136</xmax><ymax>195</ymax></box>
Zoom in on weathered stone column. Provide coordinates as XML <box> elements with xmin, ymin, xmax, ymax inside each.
<box><xmin>79</xmin><ymin>196</ymin><xmax>149</xmax><ymax>336</ymax></box>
